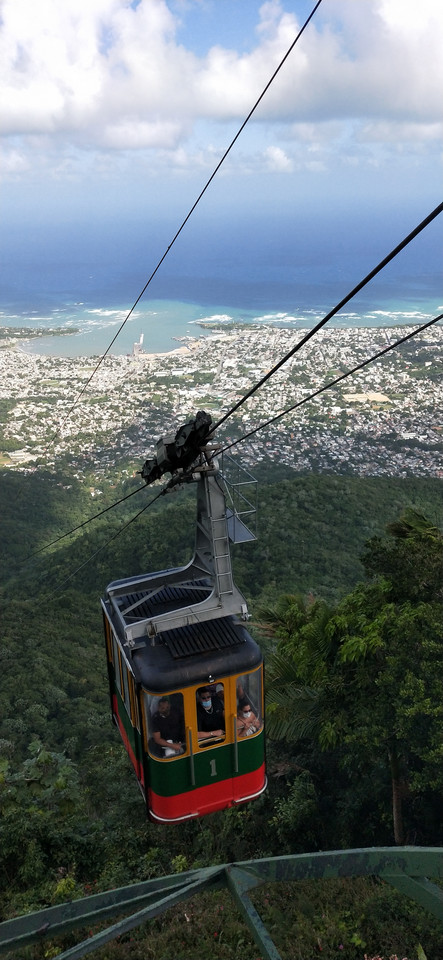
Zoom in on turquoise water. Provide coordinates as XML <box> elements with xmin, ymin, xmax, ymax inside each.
<box><xmin>3</xmin><ymin>296</ymin><xmax>442</xmax><ymax>358</ymax></box>
<box><xmin>1</xmin><ymin>205</ymin><xmax>441</xmax><ymax>357</ymax></box>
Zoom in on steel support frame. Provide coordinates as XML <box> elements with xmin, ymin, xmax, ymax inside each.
<box><xmin>105</xmin><ymin>469</ymin><xmax>250</xmax><ymax>645</ymax></box>
<box><xmin>1</xmin><ymin>847</ymin><xmax>442</xmax><ymax>960</ymax></box>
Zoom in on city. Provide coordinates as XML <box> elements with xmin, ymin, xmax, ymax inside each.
<box><xmin>1</xmin><ymin>321</ymin><xmax>442</xmax><ymax>482</ymax></box>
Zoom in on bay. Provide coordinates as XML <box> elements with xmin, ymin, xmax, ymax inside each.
<box><xmin>2</xmin><ymin>295</ymin><xmax>440</xmax><ymax>358</ymax></box>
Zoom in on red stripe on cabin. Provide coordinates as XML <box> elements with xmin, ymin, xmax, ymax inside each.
<box><xmin>113</xmin><ymin>695</ymin><xmax>145</xmax><ymax>788</ymax></box>
<box><xmin>148</xmin><ymin>764</ymin><xmax>266</xmax><ymax>823</ymax></box>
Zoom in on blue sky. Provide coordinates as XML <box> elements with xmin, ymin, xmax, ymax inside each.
<box><xmin>1</xmin><ymin>0</ymin><xmax>442</xmax><ymax>296</ymax></box>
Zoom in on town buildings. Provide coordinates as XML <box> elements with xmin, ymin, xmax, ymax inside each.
<box><xmin>1</xmin><ymin>323</ymin><xmax>442</xmax><ymax>481</ymax></box>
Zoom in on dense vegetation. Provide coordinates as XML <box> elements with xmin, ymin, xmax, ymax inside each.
<box><xmin>0</xmin><ymin>465</ymin><xmax>442</xmax><ymax>958</ymax></box>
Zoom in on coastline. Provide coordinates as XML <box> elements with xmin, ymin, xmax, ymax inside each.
<box><xmin>141</xmin><ymin>344</ymin><xmax>198</xmax><ymax>359</ymax></box>
<box><xmin>9</xmin><ymin>332</ymin><xmax>203</xmax><ymax>361</ymax></box>
<box><xmin>1</xmin><ymin>294</ymin><xmax>441</xmax><ymax>360</ymax></box>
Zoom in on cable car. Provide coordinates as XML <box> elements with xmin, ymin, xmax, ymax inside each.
<box><xmin>101</xmin><ymin>412</ymin><xmax>266</xmax><ymax>822</ymax></box>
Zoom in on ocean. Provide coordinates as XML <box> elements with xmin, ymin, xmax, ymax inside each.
<box><xmin>3</xmin><ymin>298</ymin><xmax>441</xmax><ymax>359</ymax></box>
<box><xmin>1</xmin><ymin>209</ymin><xmax>441</xmax><ymax>357</ymax></box>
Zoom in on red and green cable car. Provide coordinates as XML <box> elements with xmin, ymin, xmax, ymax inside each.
<box><xmin>102</xmin><ymin>413</ymin><xmax>266</xmax><ymax>823</ymax></box>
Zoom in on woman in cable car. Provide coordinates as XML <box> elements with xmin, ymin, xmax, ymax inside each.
<box><xmin>102</xmin><ymin>412</ymin><xmax>266</xmax><ymax>823</ymax></box>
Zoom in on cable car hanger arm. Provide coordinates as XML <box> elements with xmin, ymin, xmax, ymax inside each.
<box><xmin>106</xmin><ymin>412</ymin><xmax>252</xmax><ymax>646</ymax></box>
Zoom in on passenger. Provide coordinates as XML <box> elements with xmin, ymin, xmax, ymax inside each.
<box><xmin>151</xmin><ymin>697</ymin><xmax>184</xmax><ymax>756</ymax></box>
<box><xmin>236</xmin><ymin>698</ymin><xmax>259</xmax><ymax>737</ymax></box>
<box><xmin>208</xmin><ymin>682</ymin><xmax>224</xmax><ymax>703</ymax></box>
<box><xmin>196</xmin><ymin>686</ymin><xmax>225</xmax><ymax>740</ymax></box>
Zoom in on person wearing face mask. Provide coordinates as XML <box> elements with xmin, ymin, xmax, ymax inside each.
<box><xmin>236</xmin><ymin>698</ymin><xmax>259</xmax><ymax>737</ymax></box>
<box><xmin>196</xmin><ymin>686</ymin><xmax>225</xmax><ymax>740</ymax></box>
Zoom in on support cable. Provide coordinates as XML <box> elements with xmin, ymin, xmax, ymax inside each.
<box><xmin>39</xmin><ymin>484</ymin><xmax>168</xmax><ymax>601</ymax></box>
<box><xmin>211</xmin><ymin>202</ymin><xmax>443</xmax><ymax>433</ymax></box>
<box><xmin>48</xmin><ymin>0</ymin><xmax>324</xmax><ymax>447</ymax></box>
<box><xmin>28</xmin><ymin>194</ymin><xmax>443</xmax><ymax>568</ymax></box>
<box><xmin>22</xmin><ymin>483</ymin><xmax>147</xmax><ymax>563</ymax></box>
<box><xmin>28</xmin><ymin>306</ymin><xmax>443</xmax><ymax>570</ymax></box>
<box><xmin>34</xmin><ymin>313</ymin><xmax>443</xmax><ymax>596</ymax></box>
<box><xmin>219</xmin><ymin>312</ymin><xmax>443</xmax><ymax>454</ymax></box>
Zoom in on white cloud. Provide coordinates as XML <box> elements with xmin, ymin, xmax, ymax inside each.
<box><xmin>264</xmin><ymin>144</ymin><xmax>293</xmax><ymax>172</ymax></box>
<box><xmin>102</xmin><ymin>119</ymin><xmax>184</xmax><ymax>150</ymax></box>
<box><xmin>358</xmin><ymin>121</ymin><xmax>443</xmax><ymax>147</ymax></box>
<box><xmin>257</xmin><ymin>0</ymin><xmax>443</xmax><ymax>124</ymax></box>
<box><xmin>0</xmin><ymin>147</ymin><xmax>30</xmax><ymax>175</ymax></box>
<box><xmin>0</xmin><ymin>0</ymin><xmax>442</xmax><ymax>177</ymax></box>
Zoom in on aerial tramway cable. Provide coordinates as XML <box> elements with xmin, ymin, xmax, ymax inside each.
<box><xmin>22</xmin><ymin>482</ymin><xmax>147</xmax><ymax>563</ymax></box>
<box><xmin>21</xmin><ymin>0</ymin><xmax>440</xmax><ymax>569</ymax></box>
<box><xmin>48</xmin><ymin>0</ymin><xmax>324</xmax><ymax>447</ymax></box>
<box><xmin>26</xmin><ymin>199</ymin><xmax>443</xmax><ymax>568</ymax></box>
<box><xmin>37</xmin><ymin>314</ymin><xmax>442</xmax><ymax>594</ymax></box>
<box><xmin>211</xmin><ymin>201</ymin><xmax>443</xmax><ymax>434</ymax></box>
<box><xmin>32</xmin><ymin>200</ymin><xmax>441</xmax><ymax>565</ymax></box>
<box><xmin>40</xmin><ymin>484</ymin><xmax>169</xmax><ymax>601</ymax></box>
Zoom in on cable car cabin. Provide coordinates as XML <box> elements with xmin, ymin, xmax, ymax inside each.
<box><xmin>102</xmin><ymin>582</ymin><xmax>265</xmax><ymax>823</ymax></box>
<box><xmin>101</xmin><ymin>417</ymin><xmax>266</xmax><ymax>823</ymax></box>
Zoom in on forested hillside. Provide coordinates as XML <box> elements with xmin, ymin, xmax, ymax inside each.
<box><xmin>2</xmin><ymin>464</ymin><xmax>442</xmax><ymax>599</ymax></box>
<box><xmin>1</xmin><ymin>465</ymin><xmax>443</xmax><ymax>958</ymax></box>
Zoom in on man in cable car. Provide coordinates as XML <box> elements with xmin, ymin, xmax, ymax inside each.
<box><xmin>196</xmin><ymin>686</ymin><xmax>225</xmax><ymax>741</ymax></box>
<box><xmin>151</xmin><ymin>697</ymin><xmax>185</xmax><ymax>757</ymax></box>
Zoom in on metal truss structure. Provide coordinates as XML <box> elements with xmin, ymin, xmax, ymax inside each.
<box><xmin>1</xmin><ymin>847</ymin><xmax>443</xmax><ymax>959</ymax></box>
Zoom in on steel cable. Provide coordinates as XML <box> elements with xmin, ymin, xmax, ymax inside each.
<box><xmin>48</xmin><ymin>1</ymin><xmax>324</xmax><ymax>447</ymax></box>
<box><xmin>21</xmin><ymin>483</ymin><xmax>147</xmax><ymax>563</ymax></box>
<box><xmin>39</xmin><ymin>484</ymin><xmax>168</xmax><ymax>601</ymax></box>
<box><xmin>212</xmin><ymin>202</ymin><xmax>443</xmax><ymax>433</ymax></box>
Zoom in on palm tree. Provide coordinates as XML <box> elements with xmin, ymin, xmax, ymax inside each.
<box><xmin>258</xmin><ymin>594</ymin><xmax>336</xmax><ymax>744</ymax></box>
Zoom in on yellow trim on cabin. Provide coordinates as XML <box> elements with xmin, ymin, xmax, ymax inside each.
<box><xmin>142</xmin><ymin>664</ymin><xmax>263</xmax><ymax>761</ymax></box>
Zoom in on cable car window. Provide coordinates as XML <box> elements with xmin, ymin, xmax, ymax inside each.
<box><xmin>144</xmin><ymin>692</ymin><xmax>185</xmax><ymax>759</ymax></box>
<box><xmin>128</xmin><ymin>674</ymin><xmax>140</xmax><ymax>732</ymax></box>
<box><xmin>196</xmin><ymin>684</ymin><xmax>225</xmax><ymax>747</ymax></box>
<box><xmin>236</xmin><ymin>669</ymin><xmax>263</xmax><ymax>738</ymax></box>
<box><xmin>120</xmin><ymin>657</ymin><xmax>131</xmax><ymax>715</ymax></box>
<box><xmin>112</xmin><ymin>636</ymin><xmax>122</xmax><ymax>696</ymax></box>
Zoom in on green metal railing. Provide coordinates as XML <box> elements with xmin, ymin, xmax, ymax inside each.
<box><xmin>1</xmin><ymin>847</ymin><xmax>442</xmax><ymax>960</ymax></box>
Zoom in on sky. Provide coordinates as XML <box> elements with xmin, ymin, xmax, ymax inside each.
<box><xmin>1</xmin><ymin>0</ymin><xmax>442</xmax><ymax>305</ymax></box>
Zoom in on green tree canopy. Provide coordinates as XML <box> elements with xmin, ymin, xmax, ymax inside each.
<box><xmin>266</xmin><ymin>513</ymin><xmax>443</xmax><ymax>845</ymax></box>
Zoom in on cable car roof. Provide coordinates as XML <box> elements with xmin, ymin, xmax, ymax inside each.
<box><xmin>158</xmin><ymin>614</ymin><xmax>246</xmax><ymax>660</ymax></box>
<box><xmin>129</xmin><ymin>615</ymin><xmax>262</xmax><ymax>691</ymax></box>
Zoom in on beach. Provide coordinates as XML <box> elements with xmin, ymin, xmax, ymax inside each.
<box><xmin>2</xmin><ymin>296</ymin><xmax>441</xmax><ymax>360</ymax></box>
